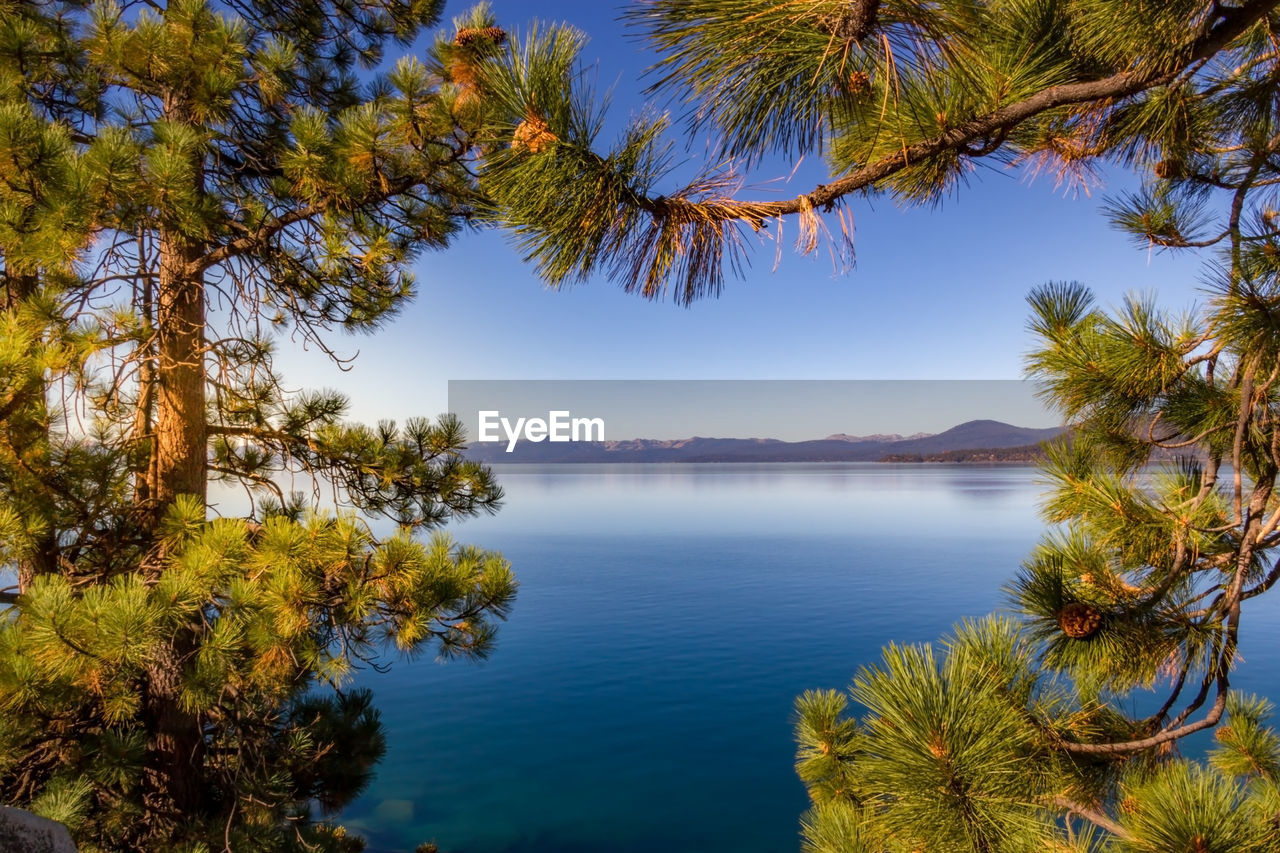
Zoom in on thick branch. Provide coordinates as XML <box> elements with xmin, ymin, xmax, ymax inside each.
<box><xmin>665</xmin><ymin>0</ymin><xmax>1280</xmax><ymax>222</ymax></box>
<box><xmin>199</xmin><ymin>170</ymin><xmax>461</xmax><ymax>272</ymax></box>
<box><xmin>1052</xmin><ymin>796</ymin><xmax>1134</xmax><ymax>841</ymax></box>
<box><xmin>1060</xmin><ymin>691</ymin><xmax>1228</xmax><ymax>755</ymax></box>
<box><xmin>198</xmin><ymin>201</ymin><xmax>329</xmax><ymax>272</ymax></box>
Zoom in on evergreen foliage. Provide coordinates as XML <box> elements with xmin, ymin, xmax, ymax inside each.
<box><xmin>467</xmin><ymin>0</ymin><xmax>1280</xmax><ymax>303</ymax></box>
<box><xmin>0</xmin><ymin>1</ymin><xmax>516</xmax><ymax>849</ymax></box>
<box><xmin>789</xmin><ymin>5</ymin><xmax>1280</xmax><ymax>841</ymax></box>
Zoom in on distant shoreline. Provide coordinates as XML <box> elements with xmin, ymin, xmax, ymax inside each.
<box><xmin>464</xmin><ymin>419</ymin><xmax>1066</xmax><ymax>464</ymax></box>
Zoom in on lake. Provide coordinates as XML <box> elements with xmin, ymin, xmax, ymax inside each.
<box><xmin>340</xmin><ymin>463</ymin><xmax>1280</xmax><ymax>853</ymax></box>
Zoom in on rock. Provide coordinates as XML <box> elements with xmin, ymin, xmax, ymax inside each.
<box><xmin>0</xmin><ymin>806</ymin><xmax>77</xmax><ymax>852</ymax></box>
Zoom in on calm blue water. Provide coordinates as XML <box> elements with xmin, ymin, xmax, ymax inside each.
<box><xmin>340</xmin><ymin>464</ymin><xmax>1280</xmax><ymax>853</ymax></box>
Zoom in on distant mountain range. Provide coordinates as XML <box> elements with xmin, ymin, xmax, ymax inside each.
<box><xmin>823</xmin><ymin>432</ymin><xmax>933</xmax><ymax>442</ymax></box>
<box><xmin>463</xmin><ymin>419</ymin><xmax>1066</xmax><ymax>463</ymax></box>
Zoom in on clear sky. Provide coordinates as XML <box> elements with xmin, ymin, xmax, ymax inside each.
<box><xmin>273</xmin><ymin>1</ymin><xmax>1212</xmax><ymax>437</ymax></box>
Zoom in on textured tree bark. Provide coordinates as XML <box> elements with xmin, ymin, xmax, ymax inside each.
<box><xmin>141</xmin><ymin>634</ymin><xmax>206</xmax><ymax>836</ymax></box>
<box><xmin>149</xmin><ymin>226</ymin><xmax>207</xmax><ymax>519</ymax></box>
<box><xmin>138</xmin><ymin>226</ymin><xmax>209</xmax><ymax>842</ymax></box>
<box><xmin>13</xmin><ymin>534</ymin><xmax>56</xmax><ymax>595</ymax></box>
<box><xmin>139</xmin><ymin>90</ymin><xmax>210</xmax><ymax>839</ymax></box>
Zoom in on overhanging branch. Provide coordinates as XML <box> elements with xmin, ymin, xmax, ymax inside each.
<box><xmin>1052</xmin><ymin>796</ymin><xmax>1134</xmax><ymax>841</ymax></box>
<box><xmin>661</xmin><ymin>0</ymin><xmax>1280</xmax><ymax>223</ymax></box>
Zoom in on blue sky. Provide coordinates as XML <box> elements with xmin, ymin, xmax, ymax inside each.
<box><xmin>275</xmin><ymin>1</ymin><xmax>1211</xmax><ymax>434</ymax></box>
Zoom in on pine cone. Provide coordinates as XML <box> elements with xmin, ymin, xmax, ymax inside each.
<box><xmin>1057</xmin><ymin>602</ymin><xmax>1103</xmax><ymax>639</ymax></box>
<box><xmin>512</xmin><ymin>114</ymin><xmax>557</xmax><ymax>154</ymax></box>
<box><xmin>818</xmin><ymin>0</ymin><xmax>882</xmax><ymax>43</ymax></box>
<box><xmin>1154</xmin><ymin>158</ymin><xmax>1183</xmax><ymax>180</ymax></box>
<box><xmin>845</xmin><ymin>70</ymin><xmax>871</xmax><ymax>96</ymax></box>
<box><xmin>454</xmin><ymin>25</ymin><xmax>507</xmax><ymax>47</ymax></box>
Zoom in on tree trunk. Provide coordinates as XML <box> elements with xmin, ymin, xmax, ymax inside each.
<box><xmin>138</xmin><ymin>226</ymin><xmax>209</xmax><ymax>842</ymax></box>
<box><xmin>138</xmin><ymin>90</ymin><xmax>210</xmax><ymax>839</ymax></box>
<box><xmin>149</xmin><ymin>226</ymin><xmax>207</xmax><ymax>519</ymax></box>
<box><xmin>140</xmin><ymin>635</ymin><xmax>206</xmax><ymax>839</ymax></box>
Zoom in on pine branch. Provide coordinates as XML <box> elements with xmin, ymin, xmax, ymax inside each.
<box><xmin>666</xmin><ymin>0</ymin><xmax>1279</xmax><ymax>223</ymax></box>
<box><xmin>1052</xmin><ymin>796</ymin><xmax>1133</xmax><ymax>841</ymax></box>
<box><xmin>496</xmin><ymin>1</ymin><xmax>1280</xmax><ymax>301</ymax></box>
<box><xmin>1061</xmin><ymin>476</ymin><xmax>1271</xmax><ymax>756</ymax></box>
<box><xmin>1061</xmin><ymin>691</ymin><xmax>1229</xmax><ymax>756</ymax></box>
<box><xmin>198</xmin><ymin>172</ymin><xmax>437</xmax><ymax>272</ymax></box>
<box><xmin>199</xmin><ymin>202</ymin><xmax>332</xmax><ymax>272</ymax></box>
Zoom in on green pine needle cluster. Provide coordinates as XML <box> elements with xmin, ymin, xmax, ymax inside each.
<box><xmin>1</xmin><ymin>497</ymin><xmax>513</xmax><ymax>850</ymax></box>
<box><xmin>795</xmin><ymin>619</ymin><xmax>1280</xmax><ymax>851</ymax></box>
<box><xmin>448</xmin><ymin>0</ymin><xmax>1280</xmax><ymax>302</ymax></box>
<box><xmin>794</xmin><ymin>48</ymin><xmax>1280</xmax><ymax>842</ymax></box>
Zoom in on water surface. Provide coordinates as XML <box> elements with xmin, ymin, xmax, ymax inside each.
<box><xmin>342</xmin><ymin>464</ymin><xmax>1280</xmax><ymax>853</ymax></box>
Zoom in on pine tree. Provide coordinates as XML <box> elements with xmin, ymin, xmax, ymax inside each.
<box><xmin>784</xmin><ymin>2</ymin><xmax>1280</xmax><ymax>848</ymax></box>
<box><xmin>465</xmin><ymin>0</ymin><xmax>1280</xmax><ymax>303</ymax></box>
<box><xmin>0</xmin><ymin>2</ymin><xmax>516</xmax><ymax>850</ymax></box>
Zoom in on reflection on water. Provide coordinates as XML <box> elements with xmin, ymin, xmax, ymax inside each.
<box><xmin>452</xmin><ymin>463</ymin><xmax>1042</xmax><ymax>538</ymax></box>
<box><xmin>327</xmin><ymin>464</ymin><xmax>1280</xmax><ymax>853</ymax></box>
<box><xmin>482</xmin><ymin>461</ymin><xmax>1035</xmax><ymax>495</ymax></box>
